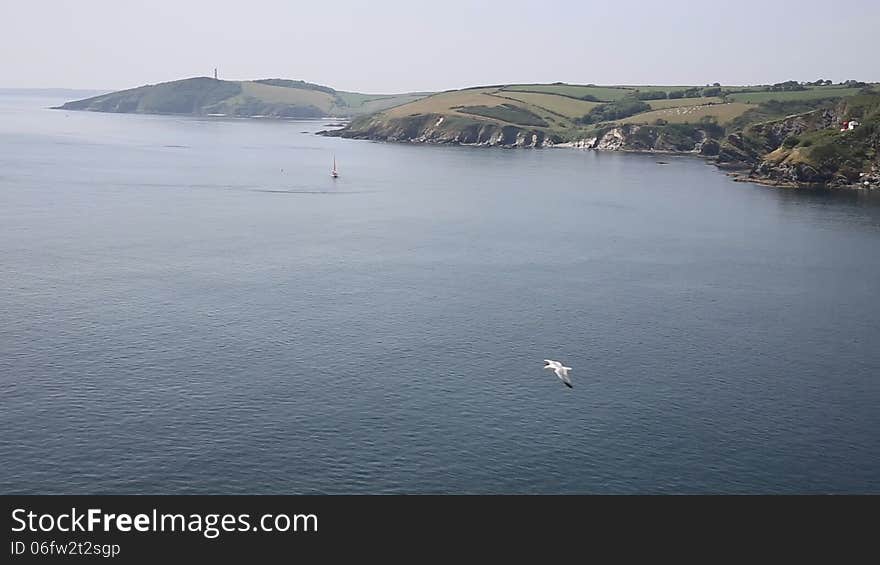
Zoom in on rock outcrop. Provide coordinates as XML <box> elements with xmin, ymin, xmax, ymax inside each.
<box><xmin>321</xmin><ymin>113</ymin><xmax>550</xmax><ymax>147</ymax></box>
<box><xmin>548</xmin><ymin>124</ymin><xmax>714</xmax><ymax>153</ymax></box>
<box><xmin>716</xmin><ymin>108</ymin><xmax>838</xmax><ymax>171</ymax></box>
<box><xmin>717</xmin><ymin>97</ymin><xmax>880</xmax><ymax>189</ymax></box>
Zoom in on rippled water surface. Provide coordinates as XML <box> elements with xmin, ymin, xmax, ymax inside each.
<box><xmin>1</xmin><ymin>93</ymin><xmax>879</xmax><ymax>493</ymax></box>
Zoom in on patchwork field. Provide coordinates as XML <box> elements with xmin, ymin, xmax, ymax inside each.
<box><xmin>500</xmin><ymin>84</ymin><xmax>633</xmax><ymax>101</ymax></box>
<box><xmin>495</xmin><ymin>91</ymin><xmax>601</xmax><ymax>118</ymax></box>
<box><xmin>366</xmin><ymin>81</ymin><xmax>869</xmax><ymax>132</ymax></box>
<box><xmin>384</xmin><ymin>88</ymin><xmax>507</xmax><ymax>118</ymax></box>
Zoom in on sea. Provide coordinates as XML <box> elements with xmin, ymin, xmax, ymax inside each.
<box><xmin>1</xmin><ymin>91</ymin><xmax>878</xmax><ymax>493</ymax></box>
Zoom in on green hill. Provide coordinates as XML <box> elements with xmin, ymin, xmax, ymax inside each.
<box><xmin>56</xmin><ymin>77</ymin><xmax>429</xmax><ymax>118</ymax></box>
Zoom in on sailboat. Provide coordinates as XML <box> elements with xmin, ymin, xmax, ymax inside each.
<box><xmin>331</xmin><ymin>155</ymin><xmax>339</xmax><ymax>178</ymax></box>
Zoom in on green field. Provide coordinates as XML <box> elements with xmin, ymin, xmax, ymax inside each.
<box><xmin>382</xmin><ymin>86</ymin><xmax>606</xmax><ymax>127</ymax></box>
<box><xmin>384</xmin><ymin>88</ymin><xmax>507</xmax><ymax>118</ymax></box>
<box><xmin>241</xmin><ymin>81</ymin><xmax>334</xmax><ymax>108</ymax></box>
<box><xmin>727</xmin><ymin>86</ymin><xmax>863</xmax><ymax>104</ymax></box>
<box><xmin>496</xmin><ymin>91</ymin><xmax>601</xmax><ymax>118</ymax></box>
<box><xmin>334</xmin><ymin>91</ymin><xmax>431</xmax><ymax>114</ymax></box>
<box><xmin>500</xmin><ymin>84</ymin><xmax>632</xmax><ymax>101</ymax></box>
<box><xmin>458</xmin><ymin>104</ymin><xmax>549</xmax><ymax>127</ymax></box>
<box><xmin>647</xmin><ymin>96</ymin><xmax>724</xmax><ymax>109</ymax></box>
<box><xmin>624</xmin><ymin>85</ymin><xmax>691</xmax><ymax>90</ymax></box>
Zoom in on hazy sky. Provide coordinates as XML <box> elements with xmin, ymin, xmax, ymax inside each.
<box><xmin>3</xmin><ymin>0</ymin><xmax>877</xmax><ymax>92</ymax></box>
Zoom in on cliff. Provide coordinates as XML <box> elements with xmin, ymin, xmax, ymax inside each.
<box><xmin>717</xmin><ymin>95</ymin><xmax>880</xmax><ymax>188</ymax></box>
<box><xmin>323</xmin><ymin>113</ymin><xmax>551</xmax><ymax>147</ymax></box>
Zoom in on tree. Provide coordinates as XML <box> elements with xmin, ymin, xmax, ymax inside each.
<box><xmin>576</xmin><ymin>100</ymin><xmax>651</xmax><ymax>125</ymax></box>
<box><xmin>782</xmin><ymin>135</ymin><xmax>800</xmax><ymax>148</ymax></box>
<box><xmin>635</xmin><ymin>90</ymin><xmax>668</xmax><ymax>100</ymax></box>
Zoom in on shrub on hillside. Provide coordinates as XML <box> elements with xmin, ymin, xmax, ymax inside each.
<box><xmin>768</xmin><ymin>81</ymin><xmax>807</xmax><ymax>92</ymax></box>
<box><xmin>782</xmin><ymin>136</ymin><xmax>800</xmax><ymax>148</ymax></box>
<box><xmin>635</xmin><ymin>90</ymin><xmax>668</xmax><ymax>100</ymax></box>
<box><xmin>575</xmin><ymin>100</ymin><xmax>651</xmax><ymax>124</ymax></box>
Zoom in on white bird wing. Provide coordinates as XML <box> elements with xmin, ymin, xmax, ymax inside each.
<box><xmin>554</xmin><ymin>366</ymin><xmax>573</xmax><ymax>388</ymax></box>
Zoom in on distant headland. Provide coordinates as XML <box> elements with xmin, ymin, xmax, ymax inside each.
<box><xmin>54</xmin><ymin>76</ymin><xmax>429</xmax><ymax>119</ymax></box>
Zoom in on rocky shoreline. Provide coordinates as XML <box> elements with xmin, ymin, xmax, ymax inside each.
<box><xmin>320</xmin><ymin>102</ymin><xmax>880</xmax><ymax>191</ymax></box>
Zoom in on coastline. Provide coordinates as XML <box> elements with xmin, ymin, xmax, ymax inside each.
<box><xmin>319</xmin><ymin>127</ymin><xmax>877</xmax><ymax>191</ymax></box>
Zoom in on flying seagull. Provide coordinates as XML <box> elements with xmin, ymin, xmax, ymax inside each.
<box><xmin>544</xmin><ymin>359</ymin><xmax>573</xmax><ymax>388</ymax></box>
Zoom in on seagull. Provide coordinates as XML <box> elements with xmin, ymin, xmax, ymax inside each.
<box><xmin>544</xmin><ymin>359</ymin><xmax>573</xmax><ymax>388</ymax></box>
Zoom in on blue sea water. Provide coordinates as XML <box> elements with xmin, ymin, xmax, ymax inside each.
<box><xmin>1</xmin><ymin>93</ymin><xmax>878</xmax><ymax>493</ymax></box>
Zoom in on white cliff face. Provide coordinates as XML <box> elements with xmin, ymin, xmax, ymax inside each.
<box><xmin>542</xmin><ymin>136</ymin><xmax>597</xmax><ymax>149</ymax></box>
<box><xmin>595</xmin><ymin>127</ymin><xmax>628</xmax><ymax>150</ymax></box>
<box><xmin>488</xmin><ymin>130</ymin><xmax>505</xmax><ymax>146</ymax></box>
<box><xmin>513</xmin><ymin>131</ymin><xmax>542</xmax><ymax>147</ymax></box>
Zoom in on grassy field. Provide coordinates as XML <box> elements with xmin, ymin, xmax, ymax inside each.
<box><xmin>334</xmin><ymin>91</ymin><xmax>431</xmax><ymax>114</ymax></box>
<box><xmin>500</xmin><ymin>84</ymin><xmax>632</xmax><ymax>101</ymax></box>
<box><xmin>240</xmin><ymin>82</ymin><xmax>335</xmax><ymax>110</ymax></box>
<box><xmin>495</xmin><ymin>91</ymin><xmax>600</xmax><ymax>118</ymax></box>
<box><xmin>727</xmin><ymin>86</ymin><xmax>863</xmax><ymax>104</ymax></box>
<box><xmin>238</xmin><ymin>83</ymin><xmax>429</xmax><ymax>116</ymax></box>
<box><xmin>619</xmin><ymin>102</ymin><xmax>755</xmax><ymax>125</ymax></box>
<box><xmin>647</xmin><ymin>96</ymin><xmax>724</xmax><ymax>109</ymax></box>
<box><xmin>383</xmin><ymin>87</ymin><xmax>603</xmax><ymax>127</ymax></box>
<box><xmin>458</xmin><ymin>104</ymin><xmax>549</xmax><ymax>127</ymax></box>
<box><xmin>384</xmin><ymin>88</ymin><xmax>507</xmax><ymax>118</ymax></box>
<box><xmin>623</xmin><ymin>85</ymin><xmax>691</xmax><ymax>90</ymax></box>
